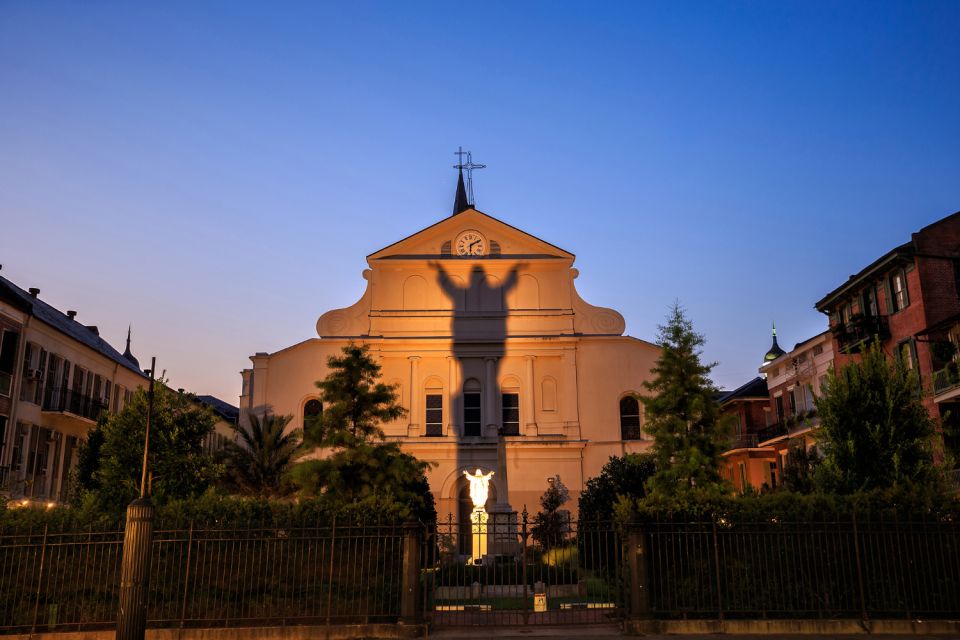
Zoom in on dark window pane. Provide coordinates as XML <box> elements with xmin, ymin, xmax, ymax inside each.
<box><xmin>464</xmin><ymin>392</ymin><xmax>481</xmax><ymax>436</ymax></box>
<box><xmin>501</xmin><ymin>393</ymin><xmax>520</xmax><ymax>435</ymax></box>
<box><xmin>425</xmin><ymin>393</ymin><xmax>443</xmax><ymax>436</ymax></box>
<box><xmin>0</xmin><ymin>331</ymin><xmax>18</xmax><ymax>375</ymax></box>
<box><xmin>304</xmin><ymin>399</ymin><xmax>322</xmax><ymax>429</ymax></box>
<box><xmin>620</xmin><ymin>395</ymin><xmax>642</xmax><ymax>440</ymax></box>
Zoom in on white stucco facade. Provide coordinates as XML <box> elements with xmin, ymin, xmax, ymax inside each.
<box><xmin>240</xmin><ymin>208</ymin><xmax>659</xmax><ymax>518</ymax></box>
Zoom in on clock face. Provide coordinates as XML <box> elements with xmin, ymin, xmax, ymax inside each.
<box><xmin>455</xmin><ymin>230</ymin><xmax>487</xmax><ymax>256</ymax></box>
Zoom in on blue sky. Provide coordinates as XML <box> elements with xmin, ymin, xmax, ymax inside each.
<box><xmin>1</xmin><ymin>1</ymin><xmax>958</xmax><ymax>402</ymax></box>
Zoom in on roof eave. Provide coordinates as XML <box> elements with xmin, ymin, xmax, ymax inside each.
<box><xmin>814</xmin><ymin>242</ymin><xmax>914</xmax><ymax>312</ymax></box>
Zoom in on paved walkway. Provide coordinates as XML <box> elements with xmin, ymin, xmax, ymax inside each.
<box><xmin>427</xmin><ymin>624</ymin><xmax>959</xmax><ymax>639</ymax></box>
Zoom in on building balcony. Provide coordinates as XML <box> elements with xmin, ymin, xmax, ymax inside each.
<box><xmin>757</xmin><ymin>422</ymin><xmax>787</xmax><ymax>443</ymax></box>
<box><xmin>41</xmin><ymin>386</ymin><xmax>107</xmax><ymax>422</ymax></box>
<box><xmin>757</xmin><ymin>410</ymin><xmax>819</xmax><ymax>445</ymax></box>
<box><xmin>933</xmin><ymin>365</ymin><xmax>960</xmax><ymax>403</ymax></box>
<box><xmin>727</xmin><ymin>434</ymin><xmax>759</xmax><ymax>450</ymax></box>
<box><xmin>831</xmin><ymin>314</ymin><xmax>890</xmax><ymax>354</ymax></box>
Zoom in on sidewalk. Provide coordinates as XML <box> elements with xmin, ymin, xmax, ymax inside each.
<box><xmin>427</xmin><ymin>624</ymin><xmax>960</xmax><ymax>639</ymax></box>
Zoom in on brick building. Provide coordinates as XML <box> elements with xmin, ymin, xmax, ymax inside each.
<box><xmin>814</xmin><ymin>210</ymin><xmax>960</xmax><ymax>459</ymax></box>
<box><xmin>719</xmin><ymin>376</ymin><xmax>774</xmax><ymax>492</ymax></box>
<box><xmin>721</xmin><ymin>330</ymin><xmax>834</xmax><ymax>492</ymax></box>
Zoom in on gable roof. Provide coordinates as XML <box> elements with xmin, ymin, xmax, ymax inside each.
<box><xmin>195</xmin><ymin>394</ymin><xmax>240</xmax><ymax>424</ymax></box>
<box><xmin>367</xmin><ymin>208</ymin><xmax>574</xmax><ymax>260</ymax></box>
<box><xmin>0</xmin><ymin>275</ymin><xmax>146</xmax><ymax>377</ymax></box>
<box><xmin>718</xmin><ymin>376</ymin><xmax>769</xmax><ymax>404</ymax></box>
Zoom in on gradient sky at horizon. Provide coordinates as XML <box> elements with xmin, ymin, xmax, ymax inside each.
<box><xmin>2</xmin><ymin>1</ymin><xmax>959</xmax><ymax>404</ymax></box>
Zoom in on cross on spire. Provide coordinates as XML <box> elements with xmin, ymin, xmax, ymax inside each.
<box><xmin>453</xmin><ymin>146</ymin><xmax>486</xmax><ymax>207</ymax></box>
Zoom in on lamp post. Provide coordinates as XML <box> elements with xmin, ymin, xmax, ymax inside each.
<box><xmin>117</xmin><ymin>357</ymin><xmax>157</xmax><ymax>640</ymax></box>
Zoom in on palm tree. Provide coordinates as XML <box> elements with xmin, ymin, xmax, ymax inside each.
<box><xmin>220</xmin><ymin>412</ymin><xmax>304</xmax><ymax>497</ymax></box>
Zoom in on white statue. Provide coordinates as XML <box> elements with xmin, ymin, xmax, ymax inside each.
<box><xmin>463</xmin><ymin>468</ymin><xmax>495</xmax><ymax>509</ymax></box>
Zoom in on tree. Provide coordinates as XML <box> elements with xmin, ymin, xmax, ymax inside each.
<box><xmin>642</xmin><ymin>304</ymin><xmax>731</xmax><ymax>500</ymax></box>
<box><xmin>305</xmin><ymin>342</ymin><xmax>406</xmax><ymax>447</ymax></box>
<box><xmin>71</xmin><ymin>384</ymin><xmax>221</xmax><ymax>513</ymax></box>
<box><xmin>292</xmin><ymin>342</ymin><xmax>436</xmax><ymax>522</ymax></box>
<box><xmin>814</xmin><ymin>343</ymin><xmax>940</xmax><ymax>493</ymax></box>
<box><xmin>219</xmin><ymin>412</ymin><xmax>304</xmax><ymax>497</ymax></box>
<box><xmin>578</xmin><ymin>453</ymin><xmax>656</xmax><ymax>523</ymax></box>
<box><xmin>780</xmin><ymin>443</ymin><xmax>821</xmax><ymax>494</ymax></box>
<box><xmin>531</xmin><ymin>475</ymin><xmax>571</xmax><ymax>550</ymax></box>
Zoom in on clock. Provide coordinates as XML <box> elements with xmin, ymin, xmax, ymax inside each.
<box><xmin>454</xmin><ymin>230</ymin><xmax>487</xmax><ymax>256</ymax></box>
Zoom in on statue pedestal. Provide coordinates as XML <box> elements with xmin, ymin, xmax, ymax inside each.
<box><xmin>488</xmin><ymin>508</ymin><xmax>520</xmax><ymax>557</ymax></box>
<box><xmin>469</xmin><ymin>507</ymin><xmax>489</xmax><ymax>565</ymax></box>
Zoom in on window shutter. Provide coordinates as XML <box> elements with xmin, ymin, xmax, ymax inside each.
<box><xmin>883</xmin><ymin>277</ymin><xmax>894</xmax><ymax>314</ymax></box>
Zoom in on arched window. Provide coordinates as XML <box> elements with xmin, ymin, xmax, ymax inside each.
<box><xmin>620</xmin><ymin>396</ymin><xmax>642</xmax><ymax>440</ymax></box>
<box><xmin>303</xmin><ymin>399</ymin><xmax>322</xmax><ymax>430</ymax></box>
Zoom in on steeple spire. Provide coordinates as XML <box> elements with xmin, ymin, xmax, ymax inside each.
<box><xmin>123</xmin><ymin>324</ymin><xmax>141</xmax><ymax>369</ymax></box>
<box><xmin>452</xmin><ymin>167</ymin><xmax>469</xmax><ymax>215</ymax></box>
<box><xmin>763</xmin><ymin>322</ymin><xmax>786</xmax><ymax>364</ymax></box>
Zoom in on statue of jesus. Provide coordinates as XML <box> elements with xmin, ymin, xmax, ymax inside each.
<box><xmin>463</xmin><ymin>468</ymin><xmax>495</xmax><ymax>509</ymax></box>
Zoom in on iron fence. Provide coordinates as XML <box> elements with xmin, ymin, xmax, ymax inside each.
<box><xmin>0</xmin><ymin>519</ymin><xmax>407</xmax><ymax>634</ymax></box>
<box><xmin>421</xmin><ymin>513</ymin><xmax>624</xmax><ymax>627</ymax></box>
<box><xmin>646</xmin><ymin>517</ymin><xmax>960</xmax><ymax>619</ymax></box>
<box><xmin>4</xmin><ymin>515</ymin><xmax>960</xmax><ymax>634</ymax></box>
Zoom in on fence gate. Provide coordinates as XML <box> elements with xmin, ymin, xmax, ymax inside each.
<box><xmin>421</xmin><ymin>512</ymin><xmax>624</xmax><ymax>626</ymax></box>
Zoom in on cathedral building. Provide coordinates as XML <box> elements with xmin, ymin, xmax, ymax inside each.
<box><xmin>240</xmin><ymin>175</ymin><xmax>660</xmax><ymax>518</ymax></box>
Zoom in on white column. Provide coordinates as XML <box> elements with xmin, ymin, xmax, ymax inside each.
<box><xmin>484</xmin><ymin>356</ymin><xmax>498</xmax><ymax>436</ymax></box>
<box><xmin>447</xmin><ymin>356</ymin><xmax>458</xmax><ymax>437</ymax></box>
<box><xmin>408</xmin><ymin>356</ymin><xmax>420</xmax><ymax>437</ymax></box>
<box><xmin>524</xmin><ymin>355</ymin><xmax>537</xmax><ymax>436</ymax></box>
<box><xmin>561</xmin><ymin>348</ymin><xmax>580</xmax><ymax>437</ymax></box>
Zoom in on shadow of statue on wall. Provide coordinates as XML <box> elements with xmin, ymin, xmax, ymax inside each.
<box><xmin>430</xmin><ymin>261</ymin><xmax>523</xmax><ymax>554</ymax></box>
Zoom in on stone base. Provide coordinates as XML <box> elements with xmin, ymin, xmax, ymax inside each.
<box><xmin>469</xmin><ymin>507</ymin><xmax>489</xmax><ymax>565</ymax></box>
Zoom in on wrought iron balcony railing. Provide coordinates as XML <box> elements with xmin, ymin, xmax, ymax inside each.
<box><xmin>727</xmin><ymin>434</ymin><xmax>759</xmax><ymax>450</ymax></box>
<box><xmin>831</xmin><ymin>314</ymin><xmax>890</xmax><ymax>353</ymax></box>
<box><xmin>757</xmin><ymin>422</ymin><xmax>787</xmax><ymax>443</ymax></box>
<box><xmin>933</xmin><ymin>366</ymin><xmax>960</xmax><ymax>399</ymax></box>
<box><xmin>41</xmin><ymin>386</ymin><xmax>107</xmax><ymax>422</ymax></box>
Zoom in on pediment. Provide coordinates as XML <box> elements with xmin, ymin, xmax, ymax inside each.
<box><xmin>367</xmin><ymin>208</ymin><xmax>574</xmax><ymax>262</ymax></box>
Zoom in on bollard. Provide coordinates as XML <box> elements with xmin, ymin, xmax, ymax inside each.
<box><xmin>400</xmin><ymin>518</ymin><xmax>422</xmax><ymax>624</ymax></box>
<box><xmin>116</xmin><ymin>498</ymin><xmax>155</xmax><ymax>640</ymax></box>
<box><xmin>627</xmin><ymin>527</ymin><xmax>651</xmax><ymax>619</ymax></box>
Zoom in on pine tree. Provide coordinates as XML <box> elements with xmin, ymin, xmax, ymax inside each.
<box><xmin>815</xmin><ymin>343</ymin><xmax>940</xmax><ymax>493</ymax></box>
<box><xmin>293</xmin><ymin>342</ymin><xmax>436</xmax><ymax>521</ymax></box>
<box><xmin>305</xmin><ymin>342</ymin><xmax>406</xmax><ymax>447</ymax></box>
<box><xmin>531</xmin><ymin>475</ymin><xmax>571</xmax><ymax>550</ymax></box>
<box><xmin>642</xmin><ymin>304</ymin><xmax>730</xmax><ymax>499</ymax></box>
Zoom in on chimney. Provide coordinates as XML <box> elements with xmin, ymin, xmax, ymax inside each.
<box><xmin>85</xmin><ymin>325</ymin><xmax>99</xmax><ymax>336</ymax></box>
<box><xmin>66</xmin><ymin>310</ymin><xmax>77</xmax><ymax>320</ymax></box>
<box><xmin>29</xmin><ymin>288</ymin><xmax>40</xmax><ymax>297</ymax></box>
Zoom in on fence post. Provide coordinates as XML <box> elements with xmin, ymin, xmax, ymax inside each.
<box><xmin>117</xmin><ymin>498</ymin><xmax>155</xmax><ymax>640</ymax></box>
<box><xmin>179</xmin><ymin>520</ymin><xmax>194</xmax><ymax>630</ymax></box>
<box><xmin>712</xmin><ymin>519</ymin><xmax>724</xmax><ymax>620</ymax></box>
<box><xmin>627</xmin><ymin>525</ymin><xmax>651</xmax><ymax>619</ymax></box>
<box><xmin>400</xmin><ymin>518</ymin><xmax>422</xmax><ymax>624</ymax></box>
<box><xmin>30</xmin><ymin>524</ymin><xmax>49</xmax><ymax>634</ymax></box>
<box><xmin>852</xmin><ymin>511</ymin><xmax>868</xmax><ymax>623</ymax></box>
